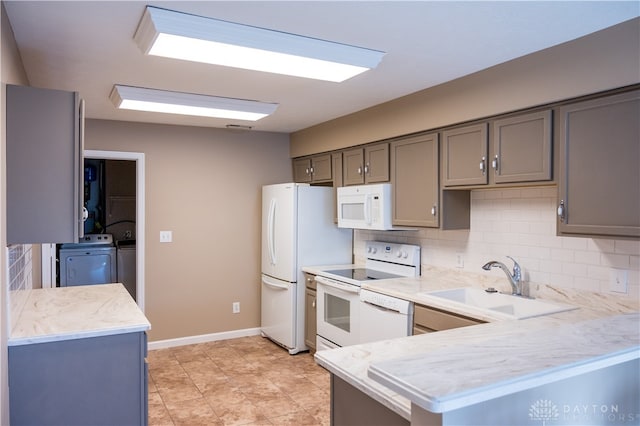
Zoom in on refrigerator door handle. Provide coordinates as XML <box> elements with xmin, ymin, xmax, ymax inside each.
<box><xmin>267</xmin><ymin>198</ymin><xmax>276</xmax><ymax>265</ymax></box>
<box><xmin>262</xmin><ymin>275</ymin><xmax>289</xmax><ymax>290</ymax></box>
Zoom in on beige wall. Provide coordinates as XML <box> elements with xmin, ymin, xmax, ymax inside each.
<box><xmin>1</xmin><ymin>3</ymin><xmax>30</xmax><ymax>424</ymax></box>
<box><xmin>84</xmin><ymin>119</ymin><xmax>291</xmax><ymax>341</ymax></box>
<box><xmin>290</xmin><ymin>17</ymin><xmax>640</xmax><ymax>157</ymax></box>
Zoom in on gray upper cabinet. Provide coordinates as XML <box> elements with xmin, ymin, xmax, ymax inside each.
<box><xmin>6</xmin><ymin>85</ymin><xmax>84</xmax><ymax>244</ymax></box>
<box><xmin>557</xmin><ymin>89</ymin><xmax>640</xmax><ymax>238</ymax></box>
<box><xmin>293</xmin><ymin>158</ymin><xmax>312</xmax><ymax>183</ymax></box>
<box><xmin>343</xmin><ymin>143</ymin><xmax>389</xmax><ymax>185</ymax></box>
<box><xmin>293</xmin><ymin>154</ymin><xmax>332</xmax><ymax>183</ymax></box>
<box><xmin>491</xmin><ymin>110</ymin><xmax>552</xmax><ymax>184</ymax></box>
<box><xmin>342</xmin><ymin>148</ymin><xmax>364</xmax><ymax>185</ymax></box>
<box><xmin>391</xmin><ymin>133</ymin><xmax>439</xmax><ymax>227</ymax></box>
<box><xmin>442</xmin><ymin>123</ymin><xmax>489</xmax><ymax>187</ymax></box>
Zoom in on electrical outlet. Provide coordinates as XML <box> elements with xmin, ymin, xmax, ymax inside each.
<box><xmin>232</xmin><ymin>302</ymin><xmax>240</xmax><ymax>314</ymax></box>
<box><xmin>159</xmin><ymin>231</ymin><xmax>172</xmax><ymax>243</ymax></box>
<box><xmin>455</xmin><ymin>253</ymin><xmax>464</xmax><ymax>268</ymax></box>
<box><xmin>609</xmin><ymin>269</ymin><xmax>628</xmax><ymax>293</ymax></box>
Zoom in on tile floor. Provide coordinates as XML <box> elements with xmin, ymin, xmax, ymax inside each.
<box><xmin>148</xmin><ymin>335</ymin><xmax>330</xmax><ymax>425</ymax></box>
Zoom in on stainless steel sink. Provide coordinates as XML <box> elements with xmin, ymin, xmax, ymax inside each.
<box><xmin>418</xmin><ymin>287</ymin><xmax>577</xmax><ymax>320</ymax></box>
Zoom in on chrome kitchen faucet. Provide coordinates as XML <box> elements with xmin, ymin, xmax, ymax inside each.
<box><xmin>482</xmin><ymin>256</ymin><xmax>523</xmax><ymax>296</ymax></box>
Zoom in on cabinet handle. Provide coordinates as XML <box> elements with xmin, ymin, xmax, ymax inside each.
<box><xmin>305</xmin><ymin>167</ymin><xmax>310</xmax><ymax>175</ymax></box>
<box><xmin>492</xmin><ymin>155</ymin><xmax>498</xmax><ymax>172</ymax></box>
<box><xmin>312</xmin><ymin>299</ymin><xmax>316</xmax><ymax>309</ymax></box>
<box><xmin>431</xmin><ymin>205</ymin><xmax>437</xmax><ymax>216</ymax></box>
<box><xmin>557</xmin><ymin>200</ymin><xmax>566</xmax><ymax>223</ymax></box>
<box><xmin>479</xmin><ymin>157</ymin><xmax>486</xmax><ymax>175</ymax></box>
<box><xmin>364</xmin><ymin>163</ymin><xmax>370</xmax><ymax>174</ymax></box>
<box><xmin>357</xmin><ymin>166</ymin><xmax>362</xmax><ymax>175</ymax></box>
<box><xmin>309</xmin><ymin>166</ymin><xmax>314</xmax><ymax>175</ymax></box>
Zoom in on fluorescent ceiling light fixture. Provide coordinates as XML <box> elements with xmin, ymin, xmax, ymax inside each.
<box><xmin>134</xmin><ymin>6</ymin><xmax>385</xmax><ymax>82</ymax></box>
<box><xmin>110</xmin><ymin>85</ymin><xmax>278</xmax><ymax>121</ymax></box>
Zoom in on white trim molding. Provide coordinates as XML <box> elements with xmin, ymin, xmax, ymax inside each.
<box><xmin>148</xmin><ymin>328</ymin><xmax>262</xmax><ymax>351</ymax></box>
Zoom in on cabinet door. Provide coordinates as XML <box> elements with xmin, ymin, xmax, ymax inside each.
<box><xmin>364</xmin><ymin>143</ymin><xmax>389</xmax><ymax>183</ymax></box>
<box><xmin>311</xmin><ymin>154</ymin><xmax>332</xmax><ymax>182</ymax></box>
<box><xmin>9</xmin><ymin>332</ymin><xmax>147</xmax><ymax>425</ymax></box>
<box><xmin>391</xmin><ymin>133</ymin><xmax>439</xmax><ymax>227</ymax></box>
<box><xmin>442</xmin><ymin>123</ymin><xmax>488</xmax><ymax>186</ymax></box>
<box><xmin>6</xmin><ymin>85</ymin><xmax>84</xmax><ymax>244</ymax></box>
<box><xmin>293</xmin><ymin>158</ymin><xmax>312</xmax><ymax>182</ymax></box>
<box><xmin>558</xmin><ymin>90</ymin><xmax>640</xmax><ymax>237</ymax></box>
<box><xmin>343</xmin><ymin>148</ymin><xmax>365</xmax><ymax>185</ymax></box>
<box><xmin>492</xmin><ymin>110</ymin><xmax>552</xmax><ymax>183</ymax></box>
<box><xmin>413</xmin><ymin>304</ymin><xmax>484</xmax><ymax>333</ymax></box>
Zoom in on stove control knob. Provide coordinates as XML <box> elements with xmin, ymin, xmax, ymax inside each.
<box><xmin>396</xmin><ymin>251</ymin><xmax>403</xmax><ymax>258</ymax></box>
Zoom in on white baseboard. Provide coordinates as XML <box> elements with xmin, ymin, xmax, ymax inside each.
<box><xmin>148</xmin><ymin>327</ymin><xmax>262</xmax><ymax>351</ymax></box>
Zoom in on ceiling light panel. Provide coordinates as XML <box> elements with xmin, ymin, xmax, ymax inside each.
<box><xmin>110</xmin><ymin>85</ymin><xmax>278</xmax><ymax>121</ymax></box>
<box><xmin>134</xmin><ymin>6</ymin><xmax>385</xmax><ymax>82</ymax></box>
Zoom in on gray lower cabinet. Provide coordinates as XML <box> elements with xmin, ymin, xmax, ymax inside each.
<box><xmin>6</xmin><ymin>84</ymin><xmax>84</xmax><ymax>244</ymax></box>
<box><xmin>557</xmin><ymin>89</ymin><xmax>640</xmax><ymax>238</ymax></box>
<box><xmin>332</xmin><ymin>375</ymin><xmax>409</xmax><ymax>426</ymax></box>
<box><xmin>391</xmin><ymin>133</ymin><xmax>439</xmax><ymax>227</ymax></box>
<box><xmin>304</xmin><ymin>273</ymin><xmax>317</xmax><ymax>352</ymax></box>
<box><xmin>9</xmin><ymin>332</ymin><xmax>148</xmax><ymax>426</ymax></box>
<box><xmin>413</xmin><ymin>304</ymin><xmax>484</xmax><ymax>334</ymax></box>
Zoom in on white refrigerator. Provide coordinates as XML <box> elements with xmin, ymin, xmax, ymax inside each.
<box><xmin>261</xmin><ymin>183</ymin><xmax>352</xmax><ymax>354</ymax></box>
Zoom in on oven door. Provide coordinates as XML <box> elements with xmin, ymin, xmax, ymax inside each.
<box><xmin>316</xmin><ymin>276</ymin><xmax>360</xmax><ymax>348</ymax></box>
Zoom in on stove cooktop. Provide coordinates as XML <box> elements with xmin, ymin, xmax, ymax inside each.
<box><xmin>324</xmin><ymin>268</ymin><xmax>402</xmax><ymax>282</ymax></box>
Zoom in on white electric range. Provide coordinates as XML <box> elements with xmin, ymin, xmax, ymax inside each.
<box><xmin>312</xmin><ymin>241</ymin><xmax>421</xmax><ymax>350</ymax></box>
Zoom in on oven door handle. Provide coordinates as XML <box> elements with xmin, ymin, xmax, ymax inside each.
<box><xmin>315</xmin><ymin>276</ymin><xmax>359</xmax><ymax>294</ymax></box>
<box><xmin>362</xmin><ymin>300</ymin><xmax>401</xmax><ymax>314</ymax></box>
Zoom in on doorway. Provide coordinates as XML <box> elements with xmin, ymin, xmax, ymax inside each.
<box><xmin>41</xmin><ymin>150</ymin><xmax>146</xmax><ymax>311</ymax></box>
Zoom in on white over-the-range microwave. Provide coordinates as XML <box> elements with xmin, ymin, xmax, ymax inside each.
<box><xmin>337</xmin><ymin>183</ymin><xmax>396</xmax><ymax>230</ymax></box>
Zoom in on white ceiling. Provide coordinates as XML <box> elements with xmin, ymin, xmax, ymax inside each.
<box><xmin>4</xmin><ymin>1</ymin><xmax>639</xmax><ymax>133</ymax></box>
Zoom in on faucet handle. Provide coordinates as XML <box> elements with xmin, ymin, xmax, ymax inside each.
<box><xmin>506</xmin><ymin>256</ymin><xmax>522</xmax><ymax>281</ymax></box>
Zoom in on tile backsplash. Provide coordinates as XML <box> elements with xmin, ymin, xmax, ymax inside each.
<box><xmin>8</xmin><ymin>244</ymin><xmax>32</xmax><ymax>292</ymax></box>
<box><xmin>356</xmin><ymin>186</ymin><xmax>640</xmax><ymax>300</ymax></box>
<box><xmin>7</xmin><ymin>244</ymin><xmax>33</xmax><ymax>332</ymax></box>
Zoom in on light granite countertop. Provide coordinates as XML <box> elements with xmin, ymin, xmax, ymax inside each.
<box><xmin>369</xmin><ymin>313</ymin><xmax>639</xmax><ymax>414</ymax></box>
<box><xmin>311</xmin><ymin>267</ymin><xmax>640</xmax><ymax>419</ymax></box>
<box><xmin>9</xmin><ymin>283</ymin><xmax>151</xmax><ymax>346</ymax></box>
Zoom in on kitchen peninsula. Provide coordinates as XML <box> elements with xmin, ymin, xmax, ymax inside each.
<box><xmin>8</xmin><ymin>283</ymin><xmax>150</xmax><ymax>426</ymax></box>
<box><xmin>314</xmin><ymin>271</ymin><xmax>640</xmax><ymax>426</ymax></box>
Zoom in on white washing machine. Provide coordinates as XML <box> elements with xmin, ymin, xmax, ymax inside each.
<box><xmin>59</xmin><ymin>234</ymin><xmax>117</xmax><ymax>287</ymax></box>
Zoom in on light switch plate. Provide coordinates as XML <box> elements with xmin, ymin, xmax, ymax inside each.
<box><xmin>159</xmin><ymin>230</ymin><xmax>172</xmax><ymax>243</ymax></box>
<box><xmin>609</xmin><ymin>269</ymin><xmax>628</xmax><ymax>293</ymax></box>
